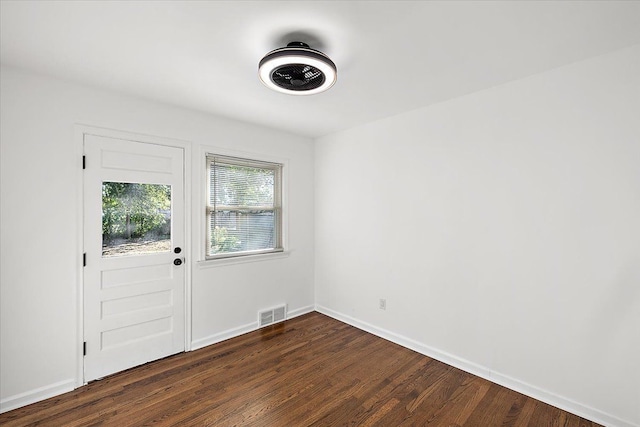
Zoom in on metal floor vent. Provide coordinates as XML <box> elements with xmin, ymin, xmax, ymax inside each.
<box><xmin>259</xmin><ymin>304</ymin><xmax>287</xmax><ymax>327</ymax></box>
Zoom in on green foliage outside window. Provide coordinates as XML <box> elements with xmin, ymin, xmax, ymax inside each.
<box><xmin>211</xmin><ymin>226</ymin><xmax>241</xmax><ymax>253</ymax></box>
<box><xmin>102</xmin><ymin>182</ymin><xmax>171</xmax><ymax>242</ymax></box>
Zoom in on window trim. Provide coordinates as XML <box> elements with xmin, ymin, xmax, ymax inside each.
<box><xmin>205</xmin><ymin>153</ymin><xmax>284</xmax><ymax>261</ymax></box>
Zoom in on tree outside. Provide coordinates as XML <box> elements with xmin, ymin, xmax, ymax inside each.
<box><xmin>102</xmin><ymin>182</ymin><xmax>171</xmax><ymax>256</ymax></box>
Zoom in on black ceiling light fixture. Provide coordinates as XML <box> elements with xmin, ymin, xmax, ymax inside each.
<box><xmin>259</xmin><ymin>42</ymin><xmax>337</xmax><ymax>95</ymax></box>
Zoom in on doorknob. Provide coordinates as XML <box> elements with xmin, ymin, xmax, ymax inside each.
<box><xmin>173</xmin><ymin>258</ymin><xmax>183</xmax><ymax>266</ymax></box>
<box><xmin>174</xmin><ymin>247</ymin><xmax>182</xmax><ymax>254</ymax></box>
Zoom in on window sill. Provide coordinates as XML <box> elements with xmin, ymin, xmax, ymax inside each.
<box><xmin>196</xmin><ymin>250</ymin><xmax>290</xmax><ymax>269</ymax></box>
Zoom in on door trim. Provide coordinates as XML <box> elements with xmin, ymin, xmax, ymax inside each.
<box><xmin>75</xmin><ymin>124</ymin><xmax>192</xmax><ymax>387</ymax></box>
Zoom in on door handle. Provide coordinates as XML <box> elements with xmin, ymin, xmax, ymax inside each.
<box><xmin>173</xmin><ymin>258</ymin><xmax>184</xmax><ymax>266</ymax></box>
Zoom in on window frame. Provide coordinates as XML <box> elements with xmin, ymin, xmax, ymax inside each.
<box><xmin>205</xmin><ymin>153</ymin><xmax>284</xmax><ymax>260</ymax></box>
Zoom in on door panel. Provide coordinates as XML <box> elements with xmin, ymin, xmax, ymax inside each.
<box><xmin>83</xmin><ymin>134</ymin><xmax>185</xmax><ymax>381</ymax></box>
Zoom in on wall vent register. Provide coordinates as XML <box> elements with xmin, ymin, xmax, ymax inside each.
<box><xmin>259</xmin><ymin>305</ymin><xmax>287</xmax><ymax>327</ymax></box>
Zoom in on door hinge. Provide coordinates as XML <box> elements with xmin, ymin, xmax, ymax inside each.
<box><xmin>83</xmin><ymin>253</ymin><xmax>86</xmax><ymax>267</ymax></box>
<box><xmin>83</xmin><ymin>341</ymin><xmax>87</xmax><ymax>356</ymax></box>
<box><xmin>82</xmin><ymin>155</ymin><xmax>86</xmax><ymax>169</ymax></box>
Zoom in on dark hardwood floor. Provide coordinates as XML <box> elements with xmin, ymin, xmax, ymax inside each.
<box><xmin>0</xmin><ymin>312</ymin><xmax>600</xmax><ymax>426</ymax></box>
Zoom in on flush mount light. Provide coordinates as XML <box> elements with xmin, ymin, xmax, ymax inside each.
<box><xmin>258</xmin><ymin>42</ymin><xmax>337</xmax><ymax>95</ymax></box>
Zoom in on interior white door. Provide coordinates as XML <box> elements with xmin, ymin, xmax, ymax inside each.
<box><xmin>83</xmin><ymin>134</ymin><xmax>185</xmax><ymax>381</ymax></box>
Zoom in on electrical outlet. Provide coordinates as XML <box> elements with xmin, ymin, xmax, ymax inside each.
<box><xmin>379</xmin><ymin>298</ymin><xmax>386</xmax><ymax>310</ymax></box>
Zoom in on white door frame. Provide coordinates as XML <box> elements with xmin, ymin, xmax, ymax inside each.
<box><xmin>74</xmin><ymin>124</ymin><xmax>192</xmax><ymax>387</ymax></box>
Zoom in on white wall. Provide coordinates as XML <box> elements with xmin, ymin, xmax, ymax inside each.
<box><xmin>0</xmin><ymin>66</ymin><xmax>315</xmax><ymax>410</ymax></box>
<box><xmin>2</xmin><ymin>45</ymin><xmax>638</xmax><ymax>425</ymax></box>
<box><xmin>315</xmin><ymin>45</ymin><xmax>640</xmax><ymax>427</ymax></box>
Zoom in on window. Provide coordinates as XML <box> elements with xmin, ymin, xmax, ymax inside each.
<box><xmin>206</xmin><ymin>154</ymin><xmax>283</xmax><ymax>259</ymax></box>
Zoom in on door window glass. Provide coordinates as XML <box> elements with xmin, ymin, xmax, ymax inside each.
<box><xmin>102</xmin><ymin>182</ymin><xmax>171</xmax><ymax>257</ymax></box>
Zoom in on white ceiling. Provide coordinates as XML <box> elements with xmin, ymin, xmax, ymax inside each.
<box><xmin>2</xmin><ymin>1</ymin><xmax>640</xmax><ymax>138</ymax></box>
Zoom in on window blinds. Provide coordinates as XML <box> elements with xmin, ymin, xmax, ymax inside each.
<box><xmin>207</xmin><ymin>155</ymin><xmax>282</xmax><ymax>258</ymax></box>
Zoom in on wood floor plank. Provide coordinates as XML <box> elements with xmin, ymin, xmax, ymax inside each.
<box><xmin>513</xmin><ymin>398</ymin><xmax>538</xmax><ymax>427</ymax></box>
<box><xmin>0</xmin><ymin>312</ymin><xmax>603</xmax><ymax>427</ymax></box>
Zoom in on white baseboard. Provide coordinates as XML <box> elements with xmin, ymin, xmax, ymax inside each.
<box><xmin>287</xmin><ymin>304</ymin><xmax>315</xmax><ymax>319</ymax></box>
<box><xmin>190</xmin><ymin>320</ymin><xmax>259</xmax><ymax>351</ymax></box>
<box><xmin>190</xmin><ymin>304</ymin><xmax>315</xmax><ymax>351</ymax></box>
<box><xmin>315</xmin><ymin>305</ymin><xmax>636</xmax><ymax>427</ymax></box>
<box><xmin>0</xmin><ymin>379</ymin><xmax>75</xmax><ymax>414</ymax></box>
